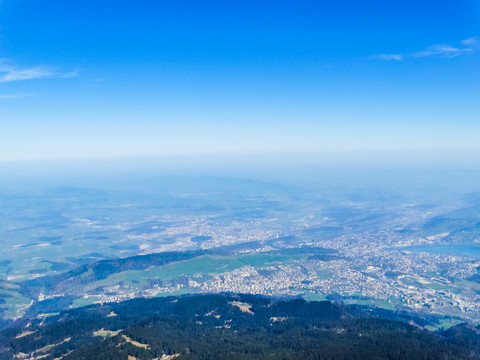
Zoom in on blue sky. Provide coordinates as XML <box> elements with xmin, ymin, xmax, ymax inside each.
<box><xmin>0</xmin><ymin>0</ymin><xmax>479</xmax><ymax>163</ymax></box>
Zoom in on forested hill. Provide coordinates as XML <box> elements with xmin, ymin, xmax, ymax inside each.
<box><xmin>1</xmin><ymin>294</ymin><xmax>480</xmax><ymax>360</ymax></box>
<box><xmin>18</xmin><ymin>250</ymin><xmax>207</xmax><ymax>299</ymax></box>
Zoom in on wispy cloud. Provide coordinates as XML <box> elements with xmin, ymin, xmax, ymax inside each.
<box><xmin>413</xmin><ymin>44</ymin><xmax>473</xmax><ymax>58</ymax></box>
<box><xmin>374</xmin><ymin>37</ymin><xmax>478</xmax><ymax>61</ymax></box>
<box><xmin>461</xmin><ymin>36</ymin><xmax>480</xmax><ymax>47</ymax></box>
<box><xmin>0</xmin><ymin>93</ymin><xmax>34</xmax><ymax>100</ymax></box>
<box><xmin>0</xmin><ymin>63</ymin><xmax>80</xmax><ymax>83</ymax></box>
<box><xmin>374</xmin><ymin>54</ymin><xmax>403</xmax><ymax>61</ymax></box>
<box><xmin>0</xmin><ymin>66</ymin><xmax>55</xmax><ymax>82</ymax></box>
<box><xmin>59</xmin><ymin>69</ymin><xmax>81</xmax><ymax>79</ymax></box>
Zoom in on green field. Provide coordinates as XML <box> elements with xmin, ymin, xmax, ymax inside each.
<box><xmin>153</xmin><ymin>288</ymin><xmax>197</xmax><ymax>297</ymax></box>
<box><xmin>302</xmin><ymin>291</ymin><xmax>328</xmax><ymax>302</ymax></box>
<box><xmin>425</xmin><ymin>318</ymin><xmax>464</xmax><ymax>331</ymax></box>
<box><xmin>84</xmin><ymin>253</ymin><xmax>307</xmax><ymax>293</ymax></box>
<box><xmin>0</xmin><ymin>288</ymin><xmax>32</xmax><ymax>320</ymax></box>
<box><xmin>72</xmin><ymin>296</ymin><xmax>102</xmax><ymax>308</ymax></box>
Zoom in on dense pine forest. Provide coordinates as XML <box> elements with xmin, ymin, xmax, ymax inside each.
<box><xmin>1</xmin><ymin>294</ymin><xmax>480</xmax><ymax>360</ymax></box>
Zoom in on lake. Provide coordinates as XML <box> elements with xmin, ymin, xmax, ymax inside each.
<box><xmin>392</xmin><ymin>244</ymin><xmax>480</xmax><ymax>258</ymax></box>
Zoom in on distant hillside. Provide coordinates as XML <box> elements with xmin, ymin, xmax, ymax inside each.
<box><xmin>19</xmin><ymin>250</ymin><xmax>206</xmax><ymax>299</ymax></box>
<box><xmin>1</xmin><ymin>294</ymin><xmax>479</xmax><ymax>360</ymax></box>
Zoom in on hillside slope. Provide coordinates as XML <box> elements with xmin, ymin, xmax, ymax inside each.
<box><xmin>1</xmin><ymin>294</ymin><xmax>480</xmax><ymax>360</ymax></box>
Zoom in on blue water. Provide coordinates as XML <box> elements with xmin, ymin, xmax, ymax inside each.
<box><xmin>393</xmin><ymin>244</ymin><xmax>480</xmax><ymax>258</ymax></box>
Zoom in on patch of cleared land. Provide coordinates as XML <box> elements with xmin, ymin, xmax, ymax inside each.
<box><xmin>122</xmin><ymin>334</ymin><xmax>150</xmax><ymax>349</ymax></box>
<box><xmin>15</xmin><ymin>330</ymin><xmax>37</xmax><ymax>339</ymax></box>
<box><xmin>158</xmin><ymin>354</ymin><xmax>180</xmax><ymax>360</ymax></box>
<box><xmin>93</xmin><ymin>328</ymin><xmax>122</xmax><ymax>337</ymax></box>
<box><xmin>14</xmin><ymin>338</ymin><xmax>72</xmax><ymax>360</ymax></box>
<box><xmin>230</xmin><ymin>301</ymin><xmax>254</xmax><ymax>314</ymax></box>
<box><xmin>35</xmin><ymin>338</ymin><xmax>71</xmax><ymax>354</ymax></box>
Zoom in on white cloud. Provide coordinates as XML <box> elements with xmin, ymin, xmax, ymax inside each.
<box><xmin>374</xmin><ymin>36</ymin><xmax>478</xmax><ymax>61</ymax></box>
<box><xmin>461</xmin><ymin>36</ymin><xmax>480</xmax><ymax>47</ymax></box>
<box><xmin>0</xmin><ymin>93</ymin><xmax>34</xmax><ymax>100</ymax></box>
<box><xmin>59</xmin><ymin>69</ymin><xmax>81</xmax><ymax>79</ymax></box>
<box><xmin>0</xmin><ymin>64</ymin><xmax>79</xmax><ymax>83</ymax></box>
<box><xmin>413</xmin><ymin>44</ymin><xmax>473</xmax><ymax>58</ymax></box>
<box><xmin>0</xmin><ymin>66</ymin><xmax>54</xmax><ymax>82</ymax></box>
<box><xmin>374</xmin><ymin>54</ymin><xmax>403</xmax><ymax>61</ymax></box>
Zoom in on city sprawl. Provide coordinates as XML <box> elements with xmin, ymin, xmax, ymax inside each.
<box><xmin>1</xmin><ymin>177</ymin><xmax>480</xmax><ymax>328</ymax></box>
